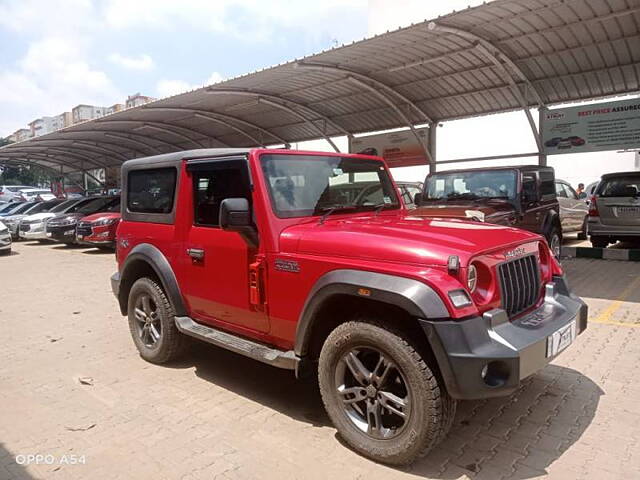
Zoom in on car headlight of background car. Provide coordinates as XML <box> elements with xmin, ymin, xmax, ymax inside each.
<box><xmin>93</xmin><ymin>217</ymin><xmax>119</xmax><ymax>226</ymax></box>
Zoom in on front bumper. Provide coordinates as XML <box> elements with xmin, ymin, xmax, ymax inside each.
<box><xmin>22</xmin><ymin>224</ymin><xmax>48</xmax><ymax>239</ymax></box>
<box><xmin>0</xmin><ymin>233</ymin><xmax>11</xmax><ymax>250</ymax></box>
<box><xmin>421</xmin><ymin>275</ymin><xmax>587</xmax><ymax>400</ymax></box>
<box><xmin>47</xmin><ymin>224</ymin><xmax>78</xmax><ymax>243</ymax></box>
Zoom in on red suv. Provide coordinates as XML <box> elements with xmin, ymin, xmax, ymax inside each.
<box><xmin>112</xmin><ymin>148</ymin><xmax>587</xmax><ymax>465</ymax></box>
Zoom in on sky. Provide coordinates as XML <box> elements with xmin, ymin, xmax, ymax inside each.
<box><xmin>1</xmin><ymin>0</ymin><xmax>637</xmax><ymax>186</ymax></box>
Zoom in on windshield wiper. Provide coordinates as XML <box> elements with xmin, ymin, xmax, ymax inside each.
<box><xmin>316</xmin><ymin>205</ymin><xmax>358</xmax><ymax>224</ymax></box>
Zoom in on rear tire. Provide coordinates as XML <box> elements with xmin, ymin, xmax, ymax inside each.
<box><xmin>318</xmin><ymin>319</ymin><xmax>455</xmax><ymax>465</ymax></box>
<box><xmin>127</xmin><ymin>277</ymin><xmax>187</xmax><ymax>364</ymax></box>
<box><xmin>591</xmin><ymin>236</ymin><xmax>609</xmax><ymax>248</ymax></box>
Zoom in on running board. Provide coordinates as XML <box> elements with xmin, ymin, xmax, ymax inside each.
<box><xmin>175</xmin><ymin>316</ymin><xmax>298</xmax><ymax>370</ymax></box>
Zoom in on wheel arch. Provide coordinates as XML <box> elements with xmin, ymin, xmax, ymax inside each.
<box><xmin>117</xmin><ymin>243</ymin><xmax>186</xmax><ymax>316</ymax></box>
<box><xmin>294</xmin><ymin>270</ymin><xmax>450</xmax><ymax>375</ymax></box>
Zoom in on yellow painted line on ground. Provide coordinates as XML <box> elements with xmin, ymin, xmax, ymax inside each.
<box><xmin>590</xmin><ymin>274</ymin><xmax>640</xmax><ymax>328</ymax></box>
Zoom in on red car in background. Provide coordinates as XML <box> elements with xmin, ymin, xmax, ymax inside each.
<box><xmin>76</xmin><ymin>206</ymin><xmax>121</xmax><ymax>250</ymax></box>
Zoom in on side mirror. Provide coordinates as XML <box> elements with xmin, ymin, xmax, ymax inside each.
<box><xmin>219</xmin><ymin>198</ymin><xmax>251</xmax><ymax>229</ymax></box>
<box><xmin>219</xmin><ymin>198</ymin><xmax>258</xmax><ymax>248</ymax></box>
<box><xmin>413</xmin><ymin>192</ymin><xmax>423</xmax><ymax>206</ymax></box>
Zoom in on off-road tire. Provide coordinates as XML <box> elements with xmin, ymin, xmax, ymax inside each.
<box><xmin>547</xmin><ymin>225</ymin><xmax>562</xmax><ymax>258</ymax></box>
<box><xmin>127</xmin><ymin>277</ymin><xmax>187</xmax><ymax>364</ymax></box>
<box><xmin>591</xmin><ymin>236</ymin><xmax>609</xmax><ymax>248</ymax></box>
<box><xmin>318</xmin><ymin>319</ymin><xmax>455</xmax><ymax>465</ymax></box>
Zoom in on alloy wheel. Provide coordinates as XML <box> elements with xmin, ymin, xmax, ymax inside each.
<box><xmin>335</xmin><ymin>346</ymin><xmax>411</xmax><ymax>439</ymax></box>
<box><xmin>133</xmin><ymin>294</ymin><xmax>162</xmax><ymax>348</ymax></box>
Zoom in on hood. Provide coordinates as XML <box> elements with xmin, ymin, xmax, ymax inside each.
<box><xmin>22</xmin><ymin>212</ymin><xmax>56</xmax><ymax>222</ymax></box>
<box><xmin>2</xmin><ymin>214</ymin><xmax>27</xmax><ymax>223</ymax></box>
<box><xmin>411</xmin><ymin>202</ymin><xmax>515</xmax><ymax>222</ymax></box>
<box><xmin>48</xmin><ymin>212</ymin><xmax>85</xmax><ymax>224</ymax></box>
<box><xmin>279</xmin><ymin>213</ymin><xmax>540</xmax><ymax>266</ymax></box>
<box><xmin>81</xmin><ymin>212</ymin><xmax>121</xmax><ymax>223</ymax></box>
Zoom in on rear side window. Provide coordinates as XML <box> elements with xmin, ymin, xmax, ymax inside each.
<box><xmin>127</xmin><ymin>168</ymin><xmax>177</xmax><ymax>214</ymax></box>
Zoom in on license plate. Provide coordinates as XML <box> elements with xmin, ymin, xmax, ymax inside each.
<box><xmin>46</xmin><ymin>232</ymin><xmax>52</xmax><ymax>237</ymax></box>
<box><xmin>616</xmin><ymin>206</ymin><xmax>640</xmax><ymax>217</ymax></box>
<box><xmin>64</xmin><ymin>229</ymin><xmax>75</xmax><ymax>235</ymax></box>
<box><xmin>546</xmin><ymin>320</ymin><xmax>576</xmax><ymax>358</ymax></box>
<box><xmin>77</xmin><ymin>235</ymin><xmax>84</xmax><ymax>240</ymax></box>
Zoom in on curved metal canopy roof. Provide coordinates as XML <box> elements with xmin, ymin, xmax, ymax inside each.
<box><xmin>2</xmin><ymin>0</ymin><xmax>639</xmax><ymax>175</ymax></box>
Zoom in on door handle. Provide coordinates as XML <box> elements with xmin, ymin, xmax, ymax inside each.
<box><xmin>187</xmin><ymin>248</ymin><xmax>205</xmax><ymax>260</ymax></box>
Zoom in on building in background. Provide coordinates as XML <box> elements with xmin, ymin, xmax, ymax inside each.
<box><xmin>107</xmin><ymin>103</ymin><xmax>125</xmax><ymax>115</ymax></box>
<box><xmin>72</xmin><ymin>104</ymin><xmax>108</xmax><ymax>124</ymax></box>
<box><xmin>125</xmin><ymin>93</ymin><xmax>156</xmax><ymax>109</ymax></box>
<box><xmin>28</xmin><ymin>112</ymin><xmax>73</xmax><ymax>137</ymax></box>
<box><xmin>13</xmin><ymin>129</ymin><xmax>32</xmax><ymax>142</ymax></box>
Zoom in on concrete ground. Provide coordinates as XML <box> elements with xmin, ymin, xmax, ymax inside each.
<box><xmin>0</xmin><ymin>241</ymin><xmax>639</xmax><ymax>480</ymax></box>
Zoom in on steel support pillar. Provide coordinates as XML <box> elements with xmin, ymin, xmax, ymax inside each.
<box><xmin>538</xmin><ymin>107</ymin><xmax>547</xmax><ymax>166</ymax></box>
<box><xmin>428</xmin><ymin>123</ymin><xmax>437</xmax><ymax>174</ymax></box>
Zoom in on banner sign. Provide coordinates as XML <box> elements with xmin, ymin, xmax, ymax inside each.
<box><xmin>542</xmin><ymin>98</ymin><xmax>640</xmax><ymax>155</ymax></box>
<box><xmin>349</xmin><ymin>127</ymin><xmax>429</xmax><ymax>168</ymax></box>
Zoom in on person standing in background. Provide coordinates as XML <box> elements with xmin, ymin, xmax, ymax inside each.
<box><xmin>576</xmin><ymin>183</ymin><xmax>586</xmax><ymax>199</ymax></box>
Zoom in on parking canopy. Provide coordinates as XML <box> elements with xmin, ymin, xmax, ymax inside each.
<box><xmin>1</xmin><ymin>0</ymin><xmax>639</xmax><ymax>175</ymax></box>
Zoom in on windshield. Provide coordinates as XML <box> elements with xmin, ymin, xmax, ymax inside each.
<box><xmin>6</xmin><ymin>202</ymin><xmax>36</xmax><ymax>215</ymax></box>
<box><xmin>50</xmin><ymin>199</ymin><xmax>79</xmax><ymax>213</ymax></box>
<box><xmin>261</xmin><ymin>154</ymin><xmax>400</xmax><ymax>218</ymax></box>
<box><xmin>424</xmin><ymin>170</ymin><xmax>517</xmax><ymax>201</ymax></box>
<box><xmin>597</xmin><ymin>175</ymin><xmax>640</xmax><ymax>197</ymax></box>
<box><xmin>77</xmin><ymin>197</ymin><xmax>118</xmax><ymax>214</ymax></box>
<box><xmin>0</xmin><ymin>203</ymin><xmax>18</xmax><ymax>213</ymax></box>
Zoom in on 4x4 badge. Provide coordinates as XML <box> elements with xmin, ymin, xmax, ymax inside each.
<box><xmin>274</xmin><ymin>259</ymin><xmax>300</xmax><ymax>273</ymax></box>
<box><xmin>504</xmin><ymin>247</ymin><xmax>525</xmax><ymax>259</ymax></box>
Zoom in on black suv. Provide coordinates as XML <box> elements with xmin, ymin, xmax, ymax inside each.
<box><xmin>413</xmin><ymin>166</ymin><xmax>563</xmax><ymax>255</ymax></box>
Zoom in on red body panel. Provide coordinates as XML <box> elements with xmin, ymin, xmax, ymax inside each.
<box><xmin>117</xmin><ymin>149</ymin><xmax>557</xmax><ymax>351</ymax></box>
<box><xmin>80</xmin><ymin>212</ymin><xmax>121</xmax><ymax>244</ymax></box>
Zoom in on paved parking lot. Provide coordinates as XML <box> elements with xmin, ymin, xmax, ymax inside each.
<box><xmin>1</xmin><ymin>241</ymin><xmax>639</xmax><ymax>480</ymax></box>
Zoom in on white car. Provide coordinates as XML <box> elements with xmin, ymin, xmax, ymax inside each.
<box><xmin>18</xmin><ymin>199</ymin><xmax>72</xmax><ymax>240</ymax></box>
<box><xmin>0</xmin><ymin>185</ymin><xmax>35</xmax><ymax>202</ymax></box>
<box><xmin>16</xmin><ymin>188</ymin><xmax>56</xmax><ymax>202</ymax></box>
<box><xmin>0</xmin><ymin>221</ymin><xmax>11</xmax><ymax>254</ymax></box>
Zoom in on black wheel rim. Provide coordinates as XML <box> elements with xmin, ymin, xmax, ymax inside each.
<box><xmin>334</xmin><ymin>346</ymin><xmax>411</xmax><ymax>439</ymax></box>
<box><xmin>133</xmin><ymin>294</ymin><xmax>162</xmax><ymax>348</ymax></box>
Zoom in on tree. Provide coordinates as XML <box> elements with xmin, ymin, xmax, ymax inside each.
<box><xmin>0</xmin><ymin>163</ymin><xmax>55</xmax><ymax>187</ymax></box>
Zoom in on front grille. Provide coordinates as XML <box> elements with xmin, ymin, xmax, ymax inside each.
<box><xmin>19</xmin><ymin>224</ymin><xmax>30</xmax><ymax>232</ymax></box>
<box><xmin>77</xmin><ymin>222</ymin><xmax>93</xmax><ymax>236</ymax></box>
<box><xmin>498</xmin><ymin>254</ymin><xmax>541</xmax><ymax>317</ymax></box>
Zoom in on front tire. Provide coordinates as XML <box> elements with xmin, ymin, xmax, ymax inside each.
<box><xmin>547</xmin><ymin>225</ymin><xmax>562</xmax><ymax>258</ymax></box>
<box><xmin>127</xmin><ymin>277</ymin><xmax>187</xmax><ymax>364</ymax></box>
<box><xmin>318</xmin><ymin>320</ymin><xmax>455</xmax><ymax>465</ymax></box>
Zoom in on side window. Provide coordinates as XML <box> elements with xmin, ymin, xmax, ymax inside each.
<box><xmin>193</xmin><ymin>167</ymin><xmax>249</xmax><ymax>227</ymax></box>
<box><xmin>555</xmin><ymin>182</ymin><xmax>568</xmax><ymax>198</ymax></box>
<box><xmin>539</xmin><ymin>170</ymin><xmax>555</xmax><ymax>199</ymax></box>
<box><xmin>522</xmin><ymin>173</ymin><xmax>537</xmax><ymax>201</ymax></box>
<box><xmin>127</xmin><ymin>168</ymin><xmax>177</xmax><ymax>214</ymax></box>
<box><xmin>564</xmin><ymin>184</ymin><xmax>578</xmax><ymax>200</ymax></box>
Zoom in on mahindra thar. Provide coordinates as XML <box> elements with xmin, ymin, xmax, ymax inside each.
<box><xmin>111</xmin><ymin>148</ymin><xmax>587</xmax><ymax>465</ymax></box>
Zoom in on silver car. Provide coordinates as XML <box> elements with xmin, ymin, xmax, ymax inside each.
<box><xmin>555</xmin><ymin>180</ymin><xmax>589</xmax><ymax>239</ymax></box>
<box><xmin>588</xmin><ymin>171</ymin><xmax>640</xmax><ymax>248</ymax></box>
<box><xmin>0</xmin><ymin>220</ymin><xmax>11</xmax><ymax>255</ymax></box>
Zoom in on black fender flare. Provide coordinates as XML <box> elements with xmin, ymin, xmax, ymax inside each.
<box><xmin>118</xmin><ymin>243</ymin><xmax>187</xmax><ymax>316</ymax></box>
<box><xmin>294</xmin><ymin>269</ymin><xmax>450</xmax><ymax>357</ymax></box>
<box><xmin>541</xmin><ymin>209</ymin><xmax>561</xmax><ymax>239</ymax></box>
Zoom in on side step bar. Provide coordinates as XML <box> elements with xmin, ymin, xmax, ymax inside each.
<box><xmin>175</xmin><ymin>316</ymin><xmax>298</xmax><ymax>370</ymax></box>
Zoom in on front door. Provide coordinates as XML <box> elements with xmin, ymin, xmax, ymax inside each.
<box><xmin>180</xmin><ymin>159</ymin><xmax>269</xmax><ymax>333</ymax></box>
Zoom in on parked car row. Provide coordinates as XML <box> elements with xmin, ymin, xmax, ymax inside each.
<box><xmin>0</xmin><ymin>195</ymin><xmax>121</xmax><ymax>254</ymax></box>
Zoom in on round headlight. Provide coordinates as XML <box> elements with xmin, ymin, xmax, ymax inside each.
<box><xmin>467</xmin><ymin>264</ymin><xmax>478</xmax><ymax>293</ymax></box>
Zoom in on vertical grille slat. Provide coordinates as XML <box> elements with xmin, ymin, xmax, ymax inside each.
<box><xmin>498</xmin><ymin>254</ymin><xmax>541</xmax><ymax>318</ymax></box>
